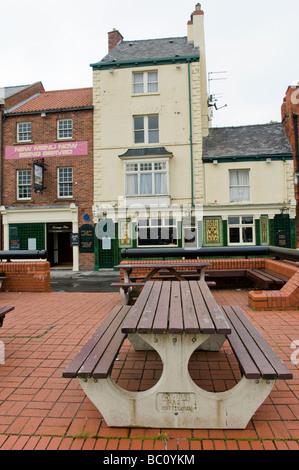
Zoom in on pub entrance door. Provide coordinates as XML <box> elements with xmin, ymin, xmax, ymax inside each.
<box><xmin>47</xmin><ymin>223</ymin><xmax>73</xmax><ymax>268</ymax></box>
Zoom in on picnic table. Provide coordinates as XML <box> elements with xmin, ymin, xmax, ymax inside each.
<box><xmin>63</xmin><ymin>280</ymin><xmax>292</xmax><ymax>429</ymax></box>
<box><xmin>113</xmin><ymin>261</ymin><xmax>212</xmax><ymax>304</ymax></box>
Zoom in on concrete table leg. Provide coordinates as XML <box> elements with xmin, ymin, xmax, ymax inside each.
<box><xmin>79</xmin><ymin>332</ymin><xmax>275</xmax><ymax>429</ymax></box>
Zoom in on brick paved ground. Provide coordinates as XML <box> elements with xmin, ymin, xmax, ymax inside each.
<box><xmin>0</xmin><ymin>289</ymin><xmax>298</xmax><ymax>451</ymax></box>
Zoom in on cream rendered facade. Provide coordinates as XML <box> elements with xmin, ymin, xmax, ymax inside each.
<box><xmin>91</xmin><ymin>5</ymin><xmax>296</xmax><ymax>269</ymax></box>
<box><xmin>92</xmin><ymin>61</ymin><xmax>204</xmax><ymax>208</ymax></box>
<box><xmin>203</xmin><ymin>159</ymin><xmax>295</xmax><ymax>246</ymax></box>
<box><xmin>91</xmin><ymin>6</ymin><xmax>208</xmax><ymax>267</ymax></box>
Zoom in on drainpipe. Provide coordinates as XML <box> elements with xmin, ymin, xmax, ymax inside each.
<box><xmin>293</xmin><ymin>113</ymin><xmax>299</xmax><ymax>170</ymax></box>
<box><xmin>0</xmin><ymin>107</ymin><xmax>4</xmax><ymax>249</ymax></box>
<box><xmin>188</xmin><ymin>61</ymin><xmax>194</xmax><ymax>207</ymax></box>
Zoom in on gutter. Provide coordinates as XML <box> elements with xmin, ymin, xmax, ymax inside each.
<box><xmin>188</xmin><ymin>61</ymin><xmax>194</xmax><ymax>207</ymax></box>
<box><xmin>5</xmin><ymin>106</ymin><xmax>94</xmax><ymax>117</ymax></box>
<box><xmin>91</xmin><ymin>55</ymin><xmax>199</xmax><ymax>71</ymax></box>
<box><xmin>202</xmin><ymin>154</ymin><xmax>293</xmax><ymax>163</ymax></box>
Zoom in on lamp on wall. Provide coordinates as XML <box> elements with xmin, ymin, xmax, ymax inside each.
<box><xmin>41</xmin><ymin>112</ymin><xmax>46</xmax><ymax>118</ymax></box>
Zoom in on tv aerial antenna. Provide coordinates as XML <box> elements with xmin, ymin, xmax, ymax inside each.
<box><xmin>208</xmin><ymin>71</ymin><xmax>228</xmax><ymax>110</ymax></box>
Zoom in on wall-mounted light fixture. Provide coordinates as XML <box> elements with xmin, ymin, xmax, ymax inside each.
<box><xmin>213</xmin><ymin>160</ymin><xmax>218</xmax><ymax>165</ymax></box>
<box><xmin>41</xmin><ymin>112</ymin><xmax>46</xmax><ymax>118</ymax></box>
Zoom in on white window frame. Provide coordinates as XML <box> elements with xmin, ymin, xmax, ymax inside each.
<box><xmin>137</xmin><ymin>217</ymin><xmax>178</xmax><ymax>247</ymax></box>
<box><xmin>57</xmin><ymin>119</ymin><xmax>73</xmax><ymax>140</ymax></box>
<box><xmin>227</xmin><ymin>215</ymin><xmax>255</xmax><ymax>246</ymax></box>
<box><xmin>229</xmin><ymin>169</ymin><xmax>250</xmax><ymax>202</ymax></box>
<box><xmin>134</xmin><ymin>115</ymin><xmax>159</xmax><ymax>144</ymax></box>
<box><xmin>17</xmin><ymin>169</ymin><xmax>32</xmax><ymax>200</ymax></box>
<box><xmin>133</xmin><ymin>71</ymin><xmax>158</xmax><ymax>94</ymax></box>
<box><xmin>17</xmin><ymin>122</ymin><xmax>32</xmax><ymax>143</ymax></box>
<box><xmin>125</xmin><ymin>159</ymin><xmax>169</xmax><ymax>197</ymax></box>
<box><xmin>57</xmin><ymin>167</ymin><xmax>73</xmax><ymax>198</ymax></box>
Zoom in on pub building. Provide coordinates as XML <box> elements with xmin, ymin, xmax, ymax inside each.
<box><xmin>0</xmin><ymin>87</ymin><xmax>94</xmax><ymax>271</ymax></box>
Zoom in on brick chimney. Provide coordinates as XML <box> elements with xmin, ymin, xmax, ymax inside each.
<box><xmin>108</xmin><ymin>29</ymin><xmax>123</xmax><ymax>52</ymax></box>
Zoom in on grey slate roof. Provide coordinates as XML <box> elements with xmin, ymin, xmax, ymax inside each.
<box><xmin>96</xmin><ymin>37</ymin><xmax>199</xmax><ymax>65</ymax></box>
<box><xmin>119</xmin><ymin>147</ymin><xmax>172</xmax><ymax>158</ymax></box>
<box><xmin>202</xmin><ymin>124</ymin><xmax>293</xmax><ymax>159</ymax></box>
<box><xmin>0</xmin><ymin>84</ymin><xmax>31</xmax><ymax>100</ymax></box>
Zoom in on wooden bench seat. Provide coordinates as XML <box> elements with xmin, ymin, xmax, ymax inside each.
<box><xmin>205</xmin><ymin>269</ymin><xmax>247</xmax><ymax>278</ymax></box>
<box><xmin>222</xmin><ymin>305</ymin><xmax>292</xmax><ymax>380</ymax></box>
<box><xmin>0</xmin><ymin>306</ymin><xmax>15</xmax><ymax>328</ymax></box>
<box><xmin>63</xmin><ymin>305</ymin><xmax>130</xmax><ymax>380</ymax></box>
<box><xmin>245</xmin><ymin>269</ymin><xmax>288</xmax><ymax>289</ymax></box>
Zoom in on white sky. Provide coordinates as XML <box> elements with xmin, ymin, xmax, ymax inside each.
<box><xmin>1</xmin><ymin>0</ymin><xmax>298</xmax><ymax>127</ymax></box>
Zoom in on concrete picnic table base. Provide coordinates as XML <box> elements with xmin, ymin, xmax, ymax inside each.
<box><xmin>78</xmin><ymin>332</ymin><xmax>275</xmax><ymax>429</ymax></box>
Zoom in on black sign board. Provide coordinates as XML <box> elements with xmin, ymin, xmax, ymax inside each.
<box><xmin>275</xmin><ymin>230</ymin><xmax>289</xmax><ymax>248</ymax></box>
<box><xmin>48</xmin><ymin>223</ymin><xmax>72</xmax><ymax>233</ymax></box>
<box><xmin>79</xmin><ymin>224</ymin><xmax>94</xmax><ymax>253</ymax></box>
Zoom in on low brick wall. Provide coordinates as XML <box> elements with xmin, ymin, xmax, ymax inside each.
<box><xmin>249</xmin><ymin>260</ymin><xmax>299</xmax><ymax>310</ymax></box>
<box><xmin>119</xmin><ymin>258</ymin><xmax>299</xmax><ymax>310</ymax></box>
<box><xmin>119</xmin><ymin>258</ymin><xmax>265</xmax><ymax>280</ymax></box>
<box><xmin>0</xmin><ymin>261</ymin><xmax>50</xmax><ymax>293</ymax></box>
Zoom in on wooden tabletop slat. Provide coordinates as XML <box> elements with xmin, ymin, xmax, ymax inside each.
<box><xmin>197</xmin><ymin>281</ymin><xmax>231</xmax><ymax>334</ymax></box>
<box><xmin>188</xmin><ymin>281</ymin><xmax>216</xmax><ymax>334</ymax></box>
<box><xmin>180</xmin><ymin>282</ymin><xmax>200</xmax><ymax>334</ymax></box>
<box><xmin>137</xmin><ymin>281</ymin><xmax>162</xmax><ymax>333</ymax></box>
<box><xmin>121</xmin><ymin>281</ymin><xmax>154</xmax><ymax>333</ymax></box>
<box><xmin>169</xmin><ymin>282</ymin><xmax>184</xmax><ymax>334</ymax></box>
<box><xmin>152</xmin><ymin>281</ymin><xmax>171</xmax><ymax>333</ymax></box>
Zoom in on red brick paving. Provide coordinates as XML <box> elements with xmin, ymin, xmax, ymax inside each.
<box><xmin>0</xmin><ymin>289</ymin><xmax>298</xmax><ymax>451</ymax></box>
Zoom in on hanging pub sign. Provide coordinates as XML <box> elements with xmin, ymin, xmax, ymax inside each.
<box><xmin>29</xmin><ymin>158</ymin><xmax>47</xmax><ymax>194</ymax></box>
<box><xmin>79</xmin><ymin>224</ymin><xmax>94</xmax><ymax>253</ymax></box>
<box><xmin>33</xmin><ymin>161</ymin><xmax>44</xmax><ymax>193</ymax></box>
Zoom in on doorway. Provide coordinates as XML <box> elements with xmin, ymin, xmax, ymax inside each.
<box><xmin>47</xmin><ymin>223</ymin><xmax>73</xmax><ymax>268</ymax></box>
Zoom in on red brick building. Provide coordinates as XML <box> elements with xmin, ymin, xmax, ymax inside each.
<box><xmin>0</xmin><ymin>87</ymin><xmax>94</xmax><ymax>270</ymax></box>
<box><xmin>281</xmin><ymin>83</ymin><xmax>299</xmax><ymax>246</ymax></box>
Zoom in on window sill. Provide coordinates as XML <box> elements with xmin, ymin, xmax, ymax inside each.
<box><xmin>54</xmin><ymin>198</ymin><xmax>76</xmax><ymax>202</ymax></box>
<box><xmin>14</xmin><ymin>199</ymin><xmax>33</xmax><ymax>203</ymax></box>
<box><xmin>14</xmin><ymin>141</ymin><xmax>34</xmax><ymax>146</ymax></box>
<box><xmin>132</xmin><ymin>93</ymin><xmax>160</xmax><ymax>98</ymax></box>
<box><xmin>124</xmin><ymin>195</ymin><xmax>170</xmax><ymax>207</ymax></box>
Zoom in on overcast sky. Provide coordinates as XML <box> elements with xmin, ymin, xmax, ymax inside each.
<box><xmin>1</xmin><ymin>0</ymin><xmax>298</xmax><ymax>127</ymax></box>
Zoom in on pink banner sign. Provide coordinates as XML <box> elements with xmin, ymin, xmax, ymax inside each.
<box><xmin>5</xmin><ymin>141</ymin><xmax>88</xmax><ymax>160</ymax></box>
